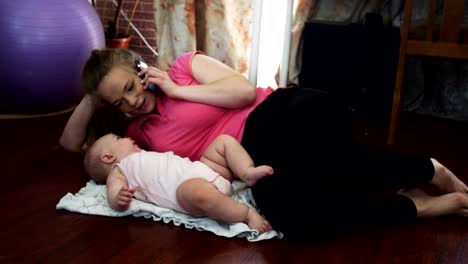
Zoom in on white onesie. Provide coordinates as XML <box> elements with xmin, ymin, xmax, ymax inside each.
<box><xmin>116</xmin><ymin>150</ymin><xmax>233</xmax><ymax>213</ymax></box>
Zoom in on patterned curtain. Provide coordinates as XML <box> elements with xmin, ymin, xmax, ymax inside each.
<box><xmin>154</xmin><ymin>0</ymin><xmax>254</xmax><ymax>75</ymax></box>
<box><xmin>153</xmin><ymin>0</ymin><xmax>316</xmax><ymax>86</ymax></box>
<box><xmin>287</xmin><ymin>0</ymin><xmax>317</xmax><ymax>86</ymax></box>
<box><xmin>309</xmin><ymin>0</ymin><xmax>385</xmax><ymax>22</ymax></box>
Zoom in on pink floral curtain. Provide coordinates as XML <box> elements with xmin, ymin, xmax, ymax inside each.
<box><xmin>154</xmin><ymin>0</ymin><xmax>316</xmax><ymax>85</ymax></box>
<box><xmin>310</xmin><ymin>0</ymin><xmax>384</xmax><ymax>22</ymax></box>
<box><xmin>288</xmin><ymin>0</ymin><xmax>317</xmax><ymax>85</ymax></box>
<box><xmin>153</xmin><ymin>0</ymin><xmax>386</xmax><ymax>85</ymax></box>
<box><xmin>154</xmin><ymin>0</ymin><xmax>254</xmax><ymax>74</ymax></box>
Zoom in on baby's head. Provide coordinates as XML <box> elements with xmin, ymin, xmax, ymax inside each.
<box><xmin>84</xmin><ymin>133</ymin><xmax>141</xmax><ymax>184</ymax></box>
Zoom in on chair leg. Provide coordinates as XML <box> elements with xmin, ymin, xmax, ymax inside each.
<box><xmin>388</xmin><ymin>55</ymin><xmax>407</xmax><ymax>145</ymax></box>
<box><xmin>388</xmin><ymin>0</ymin><xmax>413</xmax><ymax>145</ymax></box>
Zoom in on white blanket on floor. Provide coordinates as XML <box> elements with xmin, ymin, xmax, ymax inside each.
<box><xmin>56</xmin><ymin>180</ymin><xmax>282</xmax><ymax>242</ymax></box>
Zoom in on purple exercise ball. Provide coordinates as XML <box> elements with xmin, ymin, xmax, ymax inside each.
<box><xmin>0</xmin><ymin>0</ymin><xmax>105</xmax><ymax>115</ymax></box>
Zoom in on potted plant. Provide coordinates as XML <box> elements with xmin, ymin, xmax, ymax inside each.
<box><xmin>97</xmin><ymin>0</ymin><xmax>139</xmax><ymax>49</ymax></box>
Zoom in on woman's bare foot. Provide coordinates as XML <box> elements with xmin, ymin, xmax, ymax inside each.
<box><xmin>245</xmin><ymin>208</ymin><xmax>272</xmax><ymax>234</ymax></box>
<box><xmin>242</xmin><ymin>165</ymin><xmax>274</xmax><ymax>186</ymax></box>
<box><xmin>398</xmin><ymin>188</ymin><xmax>468</xmax><ymax>217</ymax></box>
<box><xmin>430</xmin><ymin>158</ymin><xmax>468</xmax><ymax>195</ymax></box>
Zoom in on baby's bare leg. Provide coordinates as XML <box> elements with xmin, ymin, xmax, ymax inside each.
<box><xmin>176</xmin><ymin>178</ymin><xmax>272</xmax><ymax>233</ymax></box>
<box><xmin>201</xmin><ymin>134</ymin><xmax>273</xmax><ymax>185</ymax></box>
<box><xmin>245</xmin><ymin>207</ymin><xmax>273</xmax><ymax>234</ymax></box>
<box><xmin>200</xmin><ymin>136</ymin><xmax>234</xmax><ymax>181</ymax></box>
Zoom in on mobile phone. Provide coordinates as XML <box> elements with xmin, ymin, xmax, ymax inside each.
<box><xmin>135</xmin><ymin>59</ymin><xmax>158</xmax><ymax>92</ymax></box>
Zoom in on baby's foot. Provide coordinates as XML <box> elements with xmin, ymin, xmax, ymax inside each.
<box><xmin>430</xmin><ymin>158</ymin><xmax>468</xmax><ymax>195</ymax></box>
<box><xmin>398</xmin><ymin>188</ymin><xmax>468</xmax><ymax>217</ymax></box>
<box><xmin>245</xmin><ymin>208</ymin><xmax>272</xmax><ymax>234</ymax></box>
<box><xmin>242</xmin><ymin>165</ymin><xmax>274</xmax><ymax>186</ymax></box>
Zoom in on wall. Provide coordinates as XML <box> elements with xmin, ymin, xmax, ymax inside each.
<box><xmin>96</xmin><ymin>0</ymin><xmax>158</xmax><ymax>65</ymax></box>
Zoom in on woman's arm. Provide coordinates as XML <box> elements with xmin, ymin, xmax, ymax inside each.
<box><xmin>59</xmin><ymin>94</ymin><xmax>98</xmax><ymax>152</ymax></box>
<box><xmin>145</xmin><ymin>54</ymin><xmax>257</xmax><ymax>108</ymax></box>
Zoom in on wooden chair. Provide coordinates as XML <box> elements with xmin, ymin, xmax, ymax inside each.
<box><xmin>387</xmin><ymin>0</ymin><xmax>468</xmax><ymax>145</ymax></box>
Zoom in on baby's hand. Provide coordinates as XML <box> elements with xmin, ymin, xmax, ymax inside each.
<box><xmin>117</xmin><ymin>186</ymin><xmax>135</xmax><ymax>210</ymax></box>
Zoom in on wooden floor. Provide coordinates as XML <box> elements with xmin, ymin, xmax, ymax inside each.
<box><xmin>1</xmin><ymin>111</ymin><xmax>468</xmax><ymax>263</ymax></box>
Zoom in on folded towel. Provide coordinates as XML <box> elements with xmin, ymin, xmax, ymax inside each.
<box><xmin>56</xmin><ymin>180</ymin><xmax>282</xmax><ymax>242</ymax></box>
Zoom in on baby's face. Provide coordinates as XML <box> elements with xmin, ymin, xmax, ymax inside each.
<box><xmin>99</xmin><ymin>133</ymin><xmax>141</xmax><ymax>161</ymax></box>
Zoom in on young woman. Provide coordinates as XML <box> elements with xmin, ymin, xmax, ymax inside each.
<box><xmin>60</xmin><ymin>49</ymin><xmax>468</xmax><ymax>238</ymax></box>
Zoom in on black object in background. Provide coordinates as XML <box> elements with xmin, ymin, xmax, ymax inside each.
<box><xmin>299</xmin><ymin>13</ymin><xmax>400</xmax><ymax>119</ymax></box>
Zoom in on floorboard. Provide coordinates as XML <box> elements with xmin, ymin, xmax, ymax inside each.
<box><xmin>1</xmin><ymin>111</ymin><xmax>468</xmax><ymax>263</ymax></box>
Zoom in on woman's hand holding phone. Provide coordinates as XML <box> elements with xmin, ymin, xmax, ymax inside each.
<box><xmin>135</xmin><ymin>60</ymin><xmax>159</xmax><ymax>92</ymax></box>
<box><xmin>135</xmin><ymin>60</ymin><xmax>179</xmax><ymax>98</ymax></box>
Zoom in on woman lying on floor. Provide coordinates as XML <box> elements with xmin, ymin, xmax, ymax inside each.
<box><xmin>60</xmin><ymin>48</ymin><xmax>468</xmax><ymax>239</ymax></box>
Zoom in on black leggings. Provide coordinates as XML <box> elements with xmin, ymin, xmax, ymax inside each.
<box><xmin>241</xmin><ymin>87</ymin><xmax>434</xmax><ymax>238</ymax></box>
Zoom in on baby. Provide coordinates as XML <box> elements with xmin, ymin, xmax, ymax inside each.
<box><xmin>84</xmin><ymin>133</ymin><xmax>274</xmax><ymax>234</ymax></box>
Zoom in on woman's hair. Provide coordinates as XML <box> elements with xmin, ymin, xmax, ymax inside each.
<box><xmin>81</xmin><ymin>49</ymin><xmax>138</xmax><ymax>158</ymax></box>
<box><xmin>81</xmin><ymin>48</ymin><xmax>142</xmax><ymax>95</ymax></box>
<box><xmin>84</xmin><ymin>106</ymin><xmax>129</xmax><ymax>153</ymax></box>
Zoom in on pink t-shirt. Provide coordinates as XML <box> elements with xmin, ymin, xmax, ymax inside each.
<box><xmin>126</xmin><ymin>51</ymin><xmax>273</xmax><ymax>161</ymax></box>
